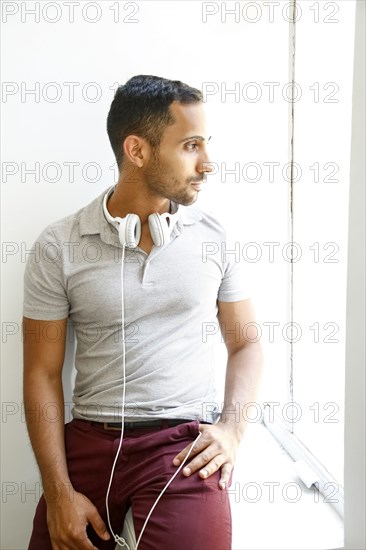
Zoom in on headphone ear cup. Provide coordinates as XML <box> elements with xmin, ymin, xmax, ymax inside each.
<box><xmin>118</xmin><ymin>214</ymin><xmax>141</xmax><ymax>248</ymax></box>
<box><xmin>148</xmin><ymin>213</ymin><xmax>171</xmax><ymax>247</ymax></box>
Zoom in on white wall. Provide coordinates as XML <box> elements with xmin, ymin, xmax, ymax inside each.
<box><xmin>1</xmin><ymin>3</ymin><xmax>289</xmax><ymax>548</ymax></box>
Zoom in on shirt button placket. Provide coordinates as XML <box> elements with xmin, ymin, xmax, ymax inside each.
<box><xmin>141</xmin><ymin>259</ymin><xmax>154</xmax><ymax>287</ymax></box>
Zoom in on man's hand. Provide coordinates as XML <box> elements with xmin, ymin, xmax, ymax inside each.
<box><xmin>172</xmin><ymin>422</ymin><xmax>242</xmax><ymax>489</ymax></box>
<box><xmin>46</xmin><ymin>486</ymin><xmax>110</xmax><ymax>550</ymax></box>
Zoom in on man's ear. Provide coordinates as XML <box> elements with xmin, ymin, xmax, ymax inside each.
<box><xmin>123</xmin><ymin>135</ymin><xmax>151</xmax><ymax>168</ymax></box>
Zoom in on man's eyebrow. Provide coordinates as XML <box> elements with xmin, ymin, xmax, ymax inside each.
<box><xmin>178</xmin><ymin>135</ymin><xmax>212</xmax><ymax>144</ymax></box>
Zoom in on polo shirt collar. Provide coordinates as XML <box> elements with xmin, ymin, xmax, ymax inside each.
<box><xmin>79</xmin><ymin>185</ymin><xmax>202</xmax><ymax>246</ymax></box>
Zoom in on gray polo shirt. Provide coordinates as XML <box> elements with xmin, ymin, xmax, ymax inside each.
<box><xmin>23</xmin><ymin>186</ymin><xmax>250</xmax><ymax>423</ymax></box>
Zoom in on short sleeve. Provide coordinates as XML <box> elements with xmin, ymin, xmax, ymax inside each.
<box><xmin>217</xmin><ymin>254</ymin><xmax>252</xmax><ymax>302</ymax></box>
<box><xmin>217</xmin><ymin>228</ymin><xmax>252</xmax><ymax>302</ymax></box>
<box><xmin>23</xmin><ymin>225</ymin><xmax>70</xmax><ymax>320</ymax></box>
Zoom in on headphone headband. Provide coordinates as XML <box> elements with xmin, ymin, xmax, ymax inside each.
<box><xmin>102</xmin><ymin>187</ymin><xmax>181</xmax><ymax>248</ymax></box>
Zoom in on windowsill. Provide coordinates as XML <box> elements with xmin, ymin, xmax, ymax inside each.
<box><xmin>231</xmin><ymin>422</ymin><xmax>344</xmax><ymax>550</ymax></box>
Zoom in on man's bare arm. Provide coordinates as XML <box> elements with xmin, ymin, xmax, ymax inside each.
<box><xmin>23</xmin><ymin>317</ymin><xmax>70</xmax><ymax>490</ymax></box>
<box><xmin>217</xmin><ymin>298</ymin><xmax>264</xmax><ymax>437</ymax></box>
<box><xmin>172</xmin><ymin>299</ymin><xmax>264</xmax><ymax>487</ymax></box>
<box><xmin>23</xmin><ymin>316</ymin><xmax>110</xmax><ymax>550</ymax></box>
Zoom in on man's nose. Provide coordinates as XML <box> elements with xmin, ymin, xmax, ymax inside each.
<box><xmin>197</xmin><ymin>152</ymin><xmax>216</xmax><ymax>175</ymax></box>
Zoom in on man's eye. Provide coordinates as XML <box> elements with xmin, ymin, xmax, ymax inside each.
<box><xmin>186</xmin><ymin>143</ymin><xmax>198</xmax><ymax>150</ymax></box>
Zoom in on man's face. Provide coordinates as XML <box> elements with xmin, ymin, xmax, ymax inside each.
<box><xmin>143</xmin><ymin>101</ymin><xmax>213</xmax><ymax>206</ymax></box>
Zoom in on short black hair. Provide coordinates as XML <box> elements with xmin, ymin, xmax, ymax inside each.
<box><xmin>106</xmin><ymin>75</ymin><xmax>203</xmax><ymax>169</ymax></box>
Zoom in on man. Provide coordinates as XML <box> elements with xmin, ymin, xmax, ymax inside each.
<box><xmin>23</xmin><ymin>75</ymin><xmax>263</xmax><ymax>550</ymax></box>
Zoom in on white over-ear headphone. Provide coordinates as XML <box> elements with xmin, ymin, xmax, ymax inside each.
<box><xmin>102</xmin><ymin>187</ymin><xmax>181</xmax><ymax>248</ymax></box>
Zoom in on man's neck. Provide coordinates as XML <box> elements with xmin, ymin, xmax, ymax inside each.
<box><xmin>107</xmin><ymin>183</ymin><xmax>171</xmax><ymax>224</ymax></box>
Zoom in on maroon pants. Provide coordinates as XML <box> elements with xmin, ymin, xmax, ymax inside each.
<box><xmin>28</xmin><ymin>419</ymin><xmax>233</xmax><ymax>550</ymax></box>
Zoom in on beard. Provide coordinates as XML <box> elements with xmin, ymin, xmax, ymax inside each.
<box><xmin>143</xmin><ymin>150</ymin><xmax>200</xmax><ymax>206</ymax></box>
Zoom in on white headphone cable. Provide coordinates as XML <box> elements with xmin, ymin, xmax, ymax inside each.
<box><xmin>105</xmin><ymin>240</ymin><xmax>203</xmax><ymax>550</ymax></box>
<box><xmin>105</xmin><ymin>244</ymin><xmax>129</xmax><ymax>547</ymax></box>
<box><xmin>134</xmin><ymin>431</ymin><xmax>202</xmax><ymax>549</ymax></box>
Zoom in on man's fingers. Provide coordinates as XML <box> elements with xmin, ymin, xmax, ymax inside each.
<box><xmin>71</xmin><ymin>532</ymin><xmax>96</xmax><ymax>550</ymax></box>
<box><xmin>172</xmin><ymin>423</ymin><xmax>238</xmax><ymax>490</ymax></box>
<box><xmin>182</xmin><ymin>447</ymin><xmax>217</xmax><ymax>476</ymax></box>
<box><xmin>197</xmin><ymin>454</ymin><xmax>225</xmax><ymax>479</ymax></box>
<box><xmin>88</xmin><ymin>506</ymin><xmax>111</xmax><ymax>542</ymax></box>
<box><xmin>172</xmin><ymin>444</ymin><xmax>190</xmax><ymax>466</ymax></box>
<box><xmin>172</xmin><ymin>436</ymin><xmax>207</xmax><ymax>466</ymax></box>
<box><xmin>53</xmin><ymin>532</ymin><xmax>96</xmax><ymax>550</ymax></box>
<box><xmin>219</xmin><ymin>463</ymin><xmax>233</xmax><ymax>489</ymax></box>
